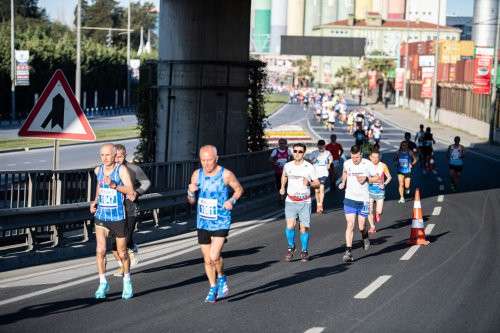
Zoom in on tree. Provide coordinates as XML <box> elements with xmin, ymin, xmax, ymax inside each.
<box><xmin>81</xmin><ymin>0</ymin><xmax>123</xmax><ymax>43</ymax></box>
<box><xmin>335</xmin><ymin>66</ymin><xmax>355</xmax><ymax>88</ymax></box>
<box><xmin>293</xmin><ymin>56</ymin><xmax>313</xmax><ymax>87</ymax></box>
<box><xmin>0</xmin><ymin>0</ymin><xmax>47</xmax><ymax>23</ymax></box>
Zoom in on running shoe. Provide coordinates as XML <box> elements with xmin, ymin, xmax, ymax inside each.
<box><xmin>363</xmin><ymin>238</ymin><xmax>371</xmax><ymax>251</ymax></box>
<box><xmin>300</xmin><ymin>251</ymin><xmax>309</xmax><ymax>262</ymax></box>
<box><xmin>285</xmin><ymin>247</ymin><xmax>296</xmax><ymax>262</ymax></box>
<box><xmin>113</xmin><ymin>266</ymin><xmax>124</xmax><ymax>277</ymax></box>
<box><xmin>342</xmin><ymin>250</ymin><xmax>354</xmax><ymax>264</ymax></box>
<box><xmin>122</xmin><ymin>279</ymin><xmax>133</xmax><ymax>299</ymax></box>
<box><xmin>95</xmin><ymin>281</ymin><xmax>110</xmax><ymax>299</ymax></box>
<box><xmin>216</xmin><ymin>275</ymin><xmax>229</xmax><ymax>300</ymax></box>
<box><xmin>398</xmin><ymin>197</ymin><xmax>405</xmax><ymax>203</ymax></box>
<box><xmin>205</xmin><ymin>286</ymin><xmax>218</xmax><ymax>303</ymax></box>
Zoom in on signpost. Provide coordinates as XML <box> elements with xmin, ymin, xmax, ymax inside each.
<box><xmin>15</xmin><ymin>50</ymin><xmax>30</xmax><ymax>86</ymax></box>
<box><xmin>421</xmin><ymin>67</ymin><xmax>434</xmax><ymax>99</ymax></box>
<box><xmin>395</xmin><ymin>68</ymin><xmax>405</xmax><ymax>92</ymax></box>
<box><xmin>473</xmin><ymin>47</ymin><xmax>494</xmax><ymax>95</ymax></box>
<box><xmin>18</xmin><ymin>69</ymin><xmax>95</xmax><ymax>205</ymax></box>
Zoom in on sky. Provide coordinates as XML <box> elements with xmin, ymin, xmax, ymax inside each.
<box><xmin>39</xmin><ymin>0</ymin><xmax>474</xmax><ymax>27</ymax></box>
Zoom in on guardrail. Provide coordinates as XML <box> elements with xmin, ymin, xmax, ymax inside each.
<box><xmin>0</xmin><ymin>150</ymin><xmax>271</xmax><ymax>209</ymax></box>
<box><xmin>0</xmin><ymin>171</ymin><xmax>276</xmax><ymax>252</ymax></box>
<box><xmin>83</xmin><ymin>105</ymin><xmax>136</xmax><ymax>119</ymax></box>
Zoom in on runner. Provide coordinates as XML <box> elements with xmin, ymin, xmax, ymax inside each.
<box><xmin>353</xmin><ymin>125</ymin><xmax>366</xmax><ymax>147</ymax></box>
<box><xmin>307</xmin><ymin>140</ymin><xmax>332</xmax><ymax>214</ymax></box>
<box><xmin>90</xmin><ymin>143</ymin><xmax>135</xmax><ymax>300</ymax></box>
<box><xmin>415</xmin><ymin>124</ymin><xmax>426</xmax><ymax>168</ymax></box>
<box><xmin>421</xmin><ymin>127</ymin><xmax>436</xmax><ymax>173</ymax></box>
<box><xmin>447</xmin><ymin>136</ymin><xmax>465</xmax><ymax>191</ymax></box>
<box><xmin>371</xmin><ymin>119</ymin><xmax>383</xmax><ymax>145</ymax></box>
<box><xmin>367</xmin><ymin>149</ymin><xmax>392</xmax><ymax>233</ymax></box>
<box><xmin>325</xmin><ymin>134</ymin><xmax>344</xmax><ymax>187</ymax></box>
<box><xmin>280</xmin><ymin>143</ymin><xmax>320</xmax><ymax>262</ymax></box>
<box><xmin>269</xmin><ymin>138</ymin><xmax>292</xmax><ymax>192</ymax></box>
<box><xmin>111</xmin><ymin>144</ymin><xmax>151</xmax><ymax>277</ymax></box>
<box><xmin>338</xmin><ymin>145</ymin><xmax>372</xmax><ymax>263</ymax></box>
<box><xmin>347</xmin><ymin>111</ymin><xmax>355</xmax><ymax>134</ymax></box>
<box><xmin>394</xmin><ymin>140</ymin><xmax>418</xmax><ymax>203</ymax></box>
<box><xmin>327</xmin><ymin>105</ymin><xmax>336</xmax><ymax>131</ymax></box>
<box><xmin>187</xmin><ymin>145</ymin><xmax>243</xmax><ymax>303</ymax></box>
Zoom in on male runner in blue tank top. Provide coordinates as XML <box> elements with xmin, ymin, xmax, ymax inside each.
<box><xmin>187</xmin><ymin>145</ymin><xmax>243</xmax><ymax>303</ymax></box>
<box><xmin>90</xmin><ymin>143</ymin><xmax>135</xmax><ymax>300</ymax></box>
<box><xmin>394</xmin><ymin>141</ymin><xmax>418</xmax><ymax>203</ymax></box>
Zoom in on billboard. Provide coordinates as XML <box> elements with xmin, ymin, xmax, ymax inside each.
<box><xmin>472</xmin><ymin>47</ymin><xmax>494</xmax><ymax>95</ymax></box>
<box><xmin>281</xmin><ymin>36</ymin><xmax>366</xmax><ymax>57</ymax></box>
<box><xmin>421</xmin><ymin>67</ymin><xmax>434</xmax><ymax>99</ymax></box>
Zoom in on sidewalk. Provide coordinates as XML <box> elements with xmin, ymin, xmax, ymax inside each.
<box><xmin>369</xmin><ymin>102</ymin><xmax>500</xmax><ymax>160</ymax></box>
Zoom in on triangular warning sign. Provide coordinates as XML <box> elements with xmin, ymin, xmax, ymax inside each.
<box><xmin>18</xmin><ymin>69</ymin><xmax>96</xmax><ymax>141</ymax></box>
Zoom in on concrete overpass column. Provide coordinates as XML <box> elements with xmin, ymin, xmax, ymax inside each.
<box><xmin>156</xmin><ymin>0</ymin><xmax>251</xmax><ymax>162</ymax></box>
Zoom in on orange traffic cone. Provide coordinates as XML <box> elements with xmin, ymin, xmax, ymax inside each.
<box><xmin>407</xmin><ymin>188</ymin><xmax>430</xmax><ymax>246</ymax></box>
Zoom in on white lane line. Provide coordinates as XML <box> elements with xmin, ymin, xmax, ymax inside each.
<box><xmin>176</xmin><ymin>221</ymin><xmax>188</xmax><ymax>225</ymax></box>
<box><xmin>437</xmin><ymin>177</ymin><xmax>442</xmax><ymax>182</ymax></box>
<box><xmin>159</xmin><ymin>226</ymin><xmax>172</xmax><ymax>230</ymax></box>
<box><xmin>304</xmin><ymin>328</ymin><xmax>325</xmax><ymax>333</ymax></box>
<box><xmin>425</xmin><ymin>224</ymin><xmax>435</xmax><ymax>235</ymax></box>
<box><xmin>71</xmin><ymin>244</ymin><xmax>85</xmax><ymax>248</ymax></box>
<box><xmin>39</xmin><ymin>159</ymin><xmax>47</xmax><ymax>162</ymax></box>
<box><xmin>432</xmin><ymin>207</ymin><xmax>442</xmax><ymax>216</ymax></box>
<box><xmin>23</xmin><ymin>161</ymin><xmax>31</xmax><ymax>164</ymax></box>
<box><xmin>392</xmin><ymin>145</ymin><xmax>400</xmax><ymax>149</ymax></box>
<box><xmin>7</xmin><ymin>163</ymin><xmax>16</xmax><ymax>166</ymax></box>
<box><xmin>439</xmin><ymin>185</ymin><xmax>445</xmax><ymax>191</ymax></box>
<box><xmin>437</xmin><ymin>195</ymin><xmax>444</xmax><ymax>202</ymax></box>
<box><xmin>138</xmin><ymin>230</ymin><xmax>152</xmax><ymax>234</ymax></box>
<box><xmin>354</xmin><ymin>275</ymin><xmax>392</xmax><ymax>299</ymax></box>
<box><xmin>400</xmin><ymin>245</ymin><xmax>420</xmax><ymax>261</ymax></box>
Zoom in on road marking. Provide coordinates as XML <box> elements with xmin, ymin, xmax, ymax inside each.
<box><xmin>39</xmin><ymin>159</ymin><xmax>47</xmax><ymax>162</ymax></box>
<box><xmin>354</xmin><ymin>275</ymin><xmax>392</xmax><ymax>299</ymax></box>
<box><xmin>71</xmin><ymin>244</ymin><xmax>85</xmax><ymax>248</ymax></box>
<box><xmin>425</xmin><ymin>224</ymin><xmax>435</xmax><ymax>235</ymax></box>
<box><xmin>432</xmin><ymin>207</ymin><xmax>442</xmax><ymax>216</ymax></box>
<box><xmin>437</xmin><ymin>177</ymin><xmax>442</xmax><ymax>182</ymax></box>
<box><xmin>304</xmin><ymin>328</ymin><xmax>325</xmax><ymax>333</ymax></box>
<box><xmin>400</xmin><ymin>245</ymin><xmax>420</xmax><ymax>261</ymax></box>
<box><xmin>437</xmin><ymin>195</ymin><xmax>444</xmax><ymax>202</ymax></box>
<box><xmin>7</xmin><ymin>163</ymin><xmax>16</xmax><ymax>166</ymax></box>
<box><xmin>138</xmin><ymin>230</ymin><xmax>152</xmax><ymax>234</ymax></box>
<box><xmin>159</xmin><ymin>226</ymin><xmax>172</xmax><ymax>230</ymax></box>
<box><xmin>439</xmin><ymin>185</ymin><xmax>445</xmax><ymax>191</ymax></box>
<box><xmin>176</xmin><ymin>221</ymin><xmax>188</xmax><ymax>225</ymax></box>
<box><xmin>392</xmin><ymin>145</ymin><xmax>399</xmax><ymax>149</ymax></box>
<box><xmin>23</xmin><ymin>161</ymin><xmax>31</xmax><ymax>164</ymax></box>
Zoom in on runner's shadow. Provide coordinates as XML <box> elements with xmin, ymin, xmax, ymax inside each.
<box><xmin>226</xmin><ymin>263</ymin><xmax>348</xmax><ymax>302</ymax></box>
<box><xmin>377</xmin><ymin>216</ymin><xmax>430</xmax><ymax>232</ymax></box>
<box><xmin>138</xmin><ymin>246</ymin><xmax>265</xmax><ymax>274</ymax></box>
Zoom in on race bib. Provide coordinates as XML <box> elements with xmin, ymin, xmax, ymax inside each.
<box><xmin>199</xmin><ymin>198</ymin><xmax>218</xmax><ymax>220</ymax></box>
<box><xmin>399</xmin><ymin>158</ymin><xmax>409</xmax><ymax>168</ymax></box>
<box><xmin>277</xmin><ymin>158</ymin><xmax>287</xmax><ymax>167</ymax></box>
<box><xmin>450</xmin><ymin>150</ymin><xmax>460</xmax><ymax>160</ymax></box>
<box><xmin>99</xmin><ymin>187</ymin><xmax>118</xmax><ymax>208</ymax></box>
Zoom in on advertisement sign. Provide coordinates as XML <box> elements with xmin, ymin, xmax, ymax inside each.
<box><xmin>395</xmin><ymin>68</ymin><xmax>405</xmax><ymax>91</ymax></box>
<box><xmin>421</xmin><ymin>67</ymin><xmax>434</xmax><ymax>99</ymax></box>
<box><xmin>419</xmin><ymin>55</ymin><xmax>435</xmax><ymax>67</ymax></box>
<box><xmin>368</xmin><ymin>70</ymin><xmax>377</xmax><ymax>90</ymax></box>
<box><xmin>130</xmin><ymin>59</ymin><xmax>141</xmax><ymax>81</ymax></box>
<box><xmin>473</xmin><ymin>47</ymin><xmax>494</xmax><ymax>95</ymax></box>
<box><xmin>15</xmin><ymin>50</ymin><xmax>30</xmax><ymax>86</ymax></box>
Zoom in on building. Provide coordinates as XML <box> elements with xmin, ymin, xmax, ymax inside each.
<box><xmin>311</xmin><ymin>15</ymin><xmax>461</xmax><ymax>85</ymax></box>
<box><xmin>447</xmin><ymin>16</ymin><xmax>473</xmax><ymax>40</ymax></box>
<box><xmin>406</xmin><ymin>0</ymin><xmax>447</xmax><ymax>26</ymax></box>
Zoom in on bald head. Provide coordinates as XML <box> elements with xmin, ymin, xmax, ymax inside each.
<box><xmin>199</xmin><ymin>145</ymin><xmax>218</xmax><ymax>174</ymax></box>
<box><xmin>99</xmin><ymin>143</ymin><xmax>117</xmax><ymax>166</ymax></box>
<box><xmin>199</xmin><ymin>145</ymin><xmax>218</xmax><ymax>158</ymax></box>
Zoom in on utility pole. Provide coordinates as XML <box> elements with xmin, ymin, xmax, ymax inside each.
<box><xmin>10</xmin><ymin>0</ymin><xmax>15</xmax><ymax>122</ymax></box>
<box><xmin>430</xmin><ymin>0</ymin><xmax>441</xmax><ymax>122</ymax></box>
<box><xmin>402</xmin><ymin>19</ymin><xmax>410</xmax><ymax>107</ymax></box>
<box><xmin>127</xmin><ymin>0</ymin><xmax>131</xmax><ymax>106</ymax></box>
<box><xmin>75</xmin><ymin>0</ymin><xmax>81</xmax><ymax>104</ymax></box>
<box><xmin>489</xmin><ymin>1</ymin><xmax>500</xmax><ymax>144</ymax></box>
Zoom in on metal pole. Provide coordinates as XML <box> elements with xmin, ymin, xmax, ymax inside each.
<box><xmin>489</xmin><ymin>1</ymin><xmax>500</xmax><ymax>144</ymax></box>
<box><xmin>75</xmin><ymin>0</ymin><xmax>81</xmax><ymax>103</ymax></box>
<box><xmin>51</xmin><ymin>139</ymin><xmax>60</xmax><ymax>205</ymax></box>
<box><xmin>403</xmin><ymin>19</ymin><xmax>409</xmax><ymax>106</ymax></box>
<box><xmin>10</xmin><ymin>0</ymin><xmax>15</xmax><ymax>122</ymax></box>
<box><xmin>431</xmin><ymin>0</ymin><xmax>441</xmax><ymax>122</ymax></box>
<box><xmin>127</xmin><ymin>0</ymin><xmax>131</xmax><ymax>106</ymax></box>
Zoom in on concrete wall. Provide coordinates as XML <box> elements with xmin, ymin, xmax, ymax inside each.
<box><xmin>157</xmin><ymin>0</ymin><xmax>251</xmax><ymax>162</ymax></box>
<box><xmin>287</xmin><ymin>0</ymin><xmax>305</xmax><ymax>36</ymax></box>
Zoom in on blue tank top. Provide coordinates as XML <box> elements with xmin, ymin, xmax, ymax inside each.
<box><xmin>398</xmin><ymin>152</ymin><xmax>412</xmax><ymax>174</ymax></box>
<box><xmin>95</xmin><ymin>164</ymin><xmax>125</xmax><ymax>222</ymax></box>
<box><xmin>449</xmin><ymin>147</ymin><xmax>463</xmax><ymax>166</ymax></box>
<box><xmin>196</xmin><ymin>167</ymin><xmax>231</xmax><ymax>231</ymax></box>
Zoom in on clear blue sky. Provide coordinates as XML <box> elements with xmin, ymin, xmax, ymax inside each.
<box><xmin>38</xmin><ymin>0</ymin><xmax>474</xmax><ymax>27</ymax></box>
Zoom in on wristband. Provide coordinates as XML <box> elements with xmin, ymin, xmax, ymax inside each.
<box><xmin>229</xmin><ymin>197</ymin><xmax>237</xmax><ymax>205</ymax></box>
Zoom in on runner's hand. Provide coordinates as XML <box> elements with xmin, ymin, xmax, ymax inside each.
<box><xmin>338</xmin><ymin>182</ymin><xmax>345</xmax><ymax>190</ymax></box>
<box><xmin>223</xmin><ymin>200</ymin><xmax>234</xmax><ymax>210</ymax></box>
<box><xmin>90</xmin><ymin>201</ymin><xmax>97</xmax><ymax>214</ymax></box>
<box><xmin>103</xmin><ymin>176</ymin><xmax>111</xmax><ymax>185</ymax></box>
<box><xmin>188</xmin><ymin>183</ymin><xmax>198</xmax><ymax>193</ymax></box>
<box><xmin>127</xmin><ymin>191</ymin><xmax>138</xmax><ymax>202</ymax></box>
<box><xmin>279</xmin><ymin>188</ymin><xmax>286</xmax><ymax>196</ymax></box>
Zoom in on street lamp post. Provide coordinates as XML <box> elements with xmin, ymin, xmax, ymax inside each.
<box><xmin>10</xmin><ymin>0</ymin><xmax>15</xmax><ymax>122</ymax></box>
<box><xmin>431</xmin><ymin>0</ymin><xmax>441</xmax><ymax>122</ymax></box>
<box><xmin>127</xmin><ymin>0</ymin><xmax>131</xmax><ymax>106</ymax></box>
<box><xmin>75</xmin><ymin>0</ymin><xmax>81</xmax><ymax>104</ymax></box>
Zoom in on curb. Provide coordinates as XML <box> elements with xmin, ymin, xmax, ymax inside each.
<box><xmin>0</xmin><ymin>136</ymin><xmax>139</xmax><ymax>154</ymax></box>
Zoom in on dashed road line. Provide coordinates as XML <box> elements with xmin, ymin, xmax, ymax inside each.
<box><xmin>400</xmin><ymin>245</ymin><xmax>420</xmax><ymax>261</ymax></box>
<box><xmin>354</xmin><ymin>275</ymin><xmax>392</xmax><ymax>299</ymax></box>
<box><xmin>138</xmin><ymin>230</ymin><xmax>152</xmax><ymax>234</ymax></box>
<box><xmin>432</xmin><ymin>207</ymin><xmax>442</xmax><ymax>216</ymax></box>
<box><xmin>304</xmin><ymin>328</ymin><xmax>325</xmax><ymax>333</ymax></box>
<box><xmin>425</xmin><ymin>224</ymin><xmax>435</xmax><ymax>235</ymax></box>
<box><xmin>437</xmin><ymin>195</ymin><xmax>444</xmax><ymax>202</ymax></box>
<box><xmin>7</xmin><ymin>163</ymin><xmax>16</xmax><ymax>166</ymax></box>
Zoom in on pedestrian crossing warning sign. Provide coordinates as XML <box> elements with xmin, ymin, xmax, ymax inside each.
<box><xmin>18</xmin><ymin>69</ymin><xmax>96</xmax><ymax>141</ymax></box>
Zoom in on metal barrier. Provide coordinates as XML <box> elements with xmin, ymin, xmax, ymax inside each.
<box><xmin>0</xmin><ymin>150</ymin><xmax>271</xmax><ymax>209</ymax></box>
<box><xmin>0</xmin><ymin>171</ymin><xmax>276</xmax><ymax>251</ymax></box>
<box><xmin>83</xmin><ymin>105</ymin><xmax>136</xmax><ymax>119</ymax></box>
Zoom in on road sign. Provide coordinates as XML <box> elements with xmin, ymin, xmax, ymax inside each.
<box><xmin>18</xmin><ymin>69</ymin><xmax>96</xmax><ymax>141</ymax></box>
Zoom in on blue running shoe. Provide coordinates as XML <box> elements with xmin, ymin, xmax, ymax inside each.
<box><xmin>95</xmin><ymin>281</ymin><xmax>110</xmax><ymax>299</ymax></box>
<box><xmin>216</xmin><ymin>275</ymin><xmax>229</xmax><ymax>300</ymax></box>
<box><xmin>122</xmin><ymin>279</ymin><xmax>133</xmax><ymax>300</ymax></box>
<box><xmin>205</xmin><ymin>286</ymin><xmax>218</xmax><ymax>303</ymax></box>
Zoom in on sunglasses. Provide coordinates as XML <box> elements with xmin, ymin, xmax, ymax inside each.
<box><xmin>293</xmin><ymin>150</ymin><xmax>305</xmax><ymax>154</ymax></box>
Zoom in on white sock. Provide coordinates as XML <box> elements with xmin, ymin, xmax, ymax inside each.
<box><xmin>123</xmin><ymin>273</ymin><xmax>131</xmax><ymax>281</ymax></box>
<box><xmin>99</xmin><ymin>274</ymin><xmax>107</xmax><ymax>283</ymax></box>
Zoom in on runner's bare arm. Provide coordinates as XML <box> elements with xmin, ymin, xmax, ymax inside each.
<box><xmin>187</xmin><ymin>169</ymin><xmax>199</xmax><ymax>205</ymax></box>
<box><xmin>117</xmin><ymin>166</ymin><xmax>135</xmax><ymax>196</ymax></box>
<box><xmin>224</xmin><ymin>170</ymin><xmax>243</xmax><ymax>210</ymax></box>
<box><xmin>410</xmin><ymin>151</ymin><xmax>418</xmax><ymax>165</ymax></box>
<box><xmin>91</xmin><ymin>166</ymin><xmax>100</xmax><ymax>213</ymax></box>
<box><xmin>280</xmin><ymin>172</ymin><xmax>288</xmax><ymax>195</ymax></box>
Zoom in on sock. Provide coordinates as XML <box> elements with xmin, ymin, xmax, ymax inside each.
<box><xmin>300</xmin><ymin>232</ymin><xmax>310</xmax><ymax>252</ymax></box>
<box><xmin>123</xmin><ymin>273</ymin><xmax>130</xmax><ymax>281</ymax></box>
<box><xmin>361</xmin><ymin>229</ymin><xmax>368</xmax><ymax>239</ymax></box>
<box><xmin>346</xmin><ymin>246</ymin><xmax>352</xmax><ymax>252</ymax></box>
<box><xmin>285</xmin><ymin>228</ymin><xmax>295</xmax><ymax>249</ymax></box>
<box><xmin>99</xmin><ymin>274</ymin><xmax>107</xmax><ymax>283</ymax></box>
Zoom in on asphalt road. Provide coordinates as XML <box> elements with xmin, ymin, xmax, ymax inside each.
<box><xmin>1</xmin><ymin>104</ymin><xmax>500</xmax><ymax>332</ymax></box>
<box><xmin>0</xmin><ymin>138</ymin><xmax>139</xmax><ymax>171</ymax></box>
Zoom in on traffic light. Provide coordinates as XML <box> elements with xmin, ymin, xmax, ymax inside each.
<box><xmin>106</xmin><ymin>29</ymin><xmax>113</xmax><ymax>48</ymax></box>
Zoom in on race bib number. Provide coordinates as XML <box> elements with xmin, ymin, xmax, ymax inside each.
<box><xmin>362</xmin><ymin>202</ymin><xmax>370</xmax><ymax>215</ymax></box>
<box><xmin>99</xmin><ymin>187</ymin><xmax>118</xmax><ymax>208</ymax></box>
<box><xmin>199</xmin><ymin>198</ymin><xmax>218</xmax><ymax>220</ymax></box>
<box><xmin>277</xmin><ymin>158</ymin><xmax>287</xmax><ymax>168</ymax></box>
<box><xmin>399</xmin><ymin>158</ymin><xmax>409</xmax><ymax>168</ymax></box>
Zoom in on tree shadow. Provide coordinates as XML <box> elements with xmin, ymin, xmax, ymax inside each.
<box><xmin>138</xmin><ymin>246</ymin><xmax>265</xmax><ymax>274</ymax></box>
<box><xmin>226</xmin><ymin>263</ymin><xmax>348</xmax><ymax>302</ymax></box>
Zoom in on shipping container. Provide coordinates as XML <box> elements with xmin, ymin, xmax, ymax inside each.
<box><xmin>449</xmin><ymin>64</ymin><xmax>457</xmax><ymax>82</ymax></box>
<box><xmin>464</xmin><ymin>59</ymin><xmax>474</xmax><ymax>83</ymax></box>
<box><xmin>438</xmin><ymin>63</ymin><xmax>450</xmax><ymax>82</ymax></box>
<box><xmin>455</xmin><ymin>60</ymin><xmax>466</xmax><ymax>83</ymax></box>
